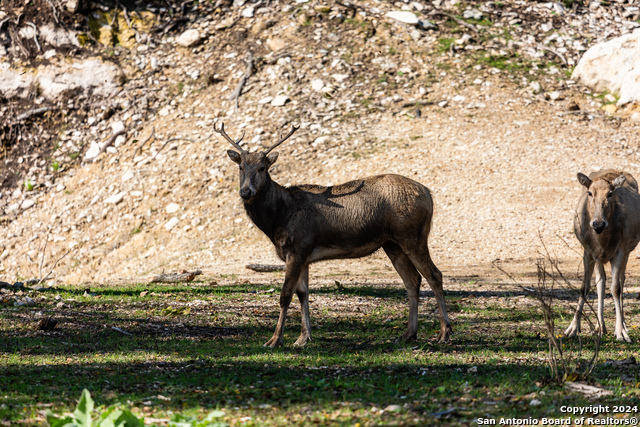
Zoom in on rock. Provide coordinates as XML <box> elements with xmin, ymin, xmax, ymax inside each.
<box><xmin>84</xmin><ymin>141</ymin><xmax>101</xmax><ymax>160</ymax></box>
<box><xmin>64</xmin><ymin>0</ymin><xmax>80</xmax><ymax>12</ymax></box>
<box><xmin>259</xmin><ymin>96</ymin><xmax>274</xmax><ymax>104</ymax></box>
<box><xmin>438</xmin><ymin>100</ymin><xmax>448</xmax><ymax>107</ymax></box>
<box><xmin>165</xmin><ymin>217</ymin><xmax>179</xmax><ymax>230</ymax></box>
<box><xmin>467</xmin><ymin>365</ymin><xmax>478</xmax><ymax>373</ymax></box>
<box><xmin>568</xmin><ymin>101</ymin><xmax>580</xmax><ymax>111</ymax></box>
<box><xmin>271</xmin><ymin>95</ymin><xmax>289</xmax><ymax>106</ymax></box>
<box><xmin>166</xmin><ymin>203</ymin><xmax>180</xmax><ymax>214</ymax></box>
<box><xmin>604</xmin><ymin>93</ymin><xmax>617</xmax><ymax>103</ymax></box>
<box><xmin>36</xmin><ymin>59</ymin><xmax>124</xmax><ymax>101</ymax></box>
<box><xmin>418</xmin><ymin>19</ymin><xmax>437</xmax><ymax>30</ymax></box>
<box><xmin>122</xmin><ymin>169</ymin><xmax>134</xmax><ymax>181</ymax></box>
<box><xmin>21</xmin><ymin>199</ymin><xmax>35</xmax><ymax>210</ymax></box>
<box><xmin>530</xmin><ymin>399</ymin><xmax>542</xmax><ymax>406</ymax></box>
<box><xmin>311</xmin><ymin>79</ymin><xmax>324</xmax><ymax>92</ymax></box>
<box><xmin>384</xmin><ymin>404</ymin><xmax>402</xmax><ymax>412</ymax></box>
<box><xmin>602</xmin><ymin>104</ymin><xmax>617</xmax><ymax>114</ymax></box>
<box><xmin>385</xmin><ymin>11</ymin><xmax>419</xmax><ymax>25</ymax></box>
<box><xmin>549</xmin><ymin>91</ymin><xmax>562</xmax><ymax>101</ymax></box>
<box><xmin>573</xmin><ymin>31</ymin><xmax>640</xmax><ymax>106</ymax></box>
<box><xmin>267</xmin><ymin>38</ymin><xmax>286</xmax><ymax>52</ymax></box>
<box><xmin>530</xmin><ymin>81</ymin><xmax>542</xmax><ymax>93</ymax></box>
<box><xmin>463</xmin><ymin>8</ymin><xmax>483</xmax><ymax>20</ymax></box>
<box><xmin>242</xmin><ymin>6</ymin><xmax>255</xmax><ymax>18</ymax></box>
<box><xmin>105</xmin><ymin>192</ymin><xmax>126</xmax><ymax>204</ymax></box>
<box><xmin>452</xmin><ymin>95</ymin><xmax>466</xmax><ymax>102</ymax></box>
<box><xmin>0</xmin><ymin>69</ymin><xmax>35</xmax><ymax>99</ymax></box>
<box><xmin>631</xmin><ymin>112</ymin><xmax>640</xmax><ymax>122</ymax></box>
<box><xmin>40</xmin><ymin>23</ymin><xmax>80</xmax><ymax>47</ymax></box>
<box><xmin>332</xmin><ymin>74</ymin><xmax>349</xmax><ymax>83</ymax></box>
<box><xmin>176</xmin><ymin>29</ymin><xmax>202</xmax><ymax>47</ymax></box>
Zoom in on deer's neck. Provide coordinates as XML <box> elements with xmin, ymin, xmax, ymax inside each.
<box><xmin>243</xmin><ymin>178</ymin><xmax>289</xmax><ymax>242</ymax></box>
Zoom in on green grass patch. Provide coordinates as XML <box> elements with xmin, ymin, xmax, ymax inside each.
<box><xmin>1</xmin><ymin>280</ymin><xmax>639</xmax><ymax>425</ymax></box>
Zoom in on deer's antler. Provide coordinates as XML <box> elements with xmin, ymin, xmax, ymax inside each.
<box><xmin>214</xmin><ymin>122</ymin><xmax>245</xmax><ymax>153</ymax></box>
<box><xmin>265</xmin><ymin>125</ymin><xmax>300</xmax><ymax>154</ymax></box>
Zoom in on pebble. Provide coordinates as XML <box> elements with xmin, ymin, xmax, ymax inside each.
<box><xmin>105</xmin><ymin>192</ymin><xmax>126</xmax><ymax>205</ymax></box>
<box><xmin>311</xmin><ymin>79</ymin><xmax>324</xmax><ymax>92</ymax></box>
<box><xmin>384</xmin><ymin>404</ymin><xmax>402</xmax><ymax>412</ymax></box>
<box><xmin>176</xmin><ymin>29</ymin><xmax>202</xmax><ymax>47</ymax></box>
<box><xmin>463</xmin><ymin>9</ymin><xmax>483</xmax><ymax>20</ymax></box>
<box><xmin>385</xmin><ymin>11</ymin><xmax>419</xmax><ymax>25</ymax></box>
<box><xmin>271</xmin><ymin>95</ymin><xmax>289</xmax><ymax>107</ymax></box>
<box><xmin>549</xmin><ymin>91</ymin><xmax>562</xmax><ymax>101</ymax></box>
<box><xmin>21</xmin><ymin>199</ymin><xmax>35</xmax><ymax>210</ymax></box>
<box><xmin>242</xmin><ymin>6</ymin><xmax>255</xmax><ymax>17</ymax></box>
<box><xmin>165</xmin><ymin>217</ymin><xmax>179</xmax><ymax>230</ymax></box>
<box><xmin>166</xmin><ymin>203</ymin><xmax>180</xmax><ymax>214</ymax></box>
<box><xmin>267</xmin><ymin>38</ymin><xmax>286</xmax><ymax>52</ymax></box>
<box><xmin>121</xmin><ymin>170</ymin><xmax>134</xmax><ymax>181</ymax></box>
<box><xmin>258</xmin><ymin>96</ymin><xmax>274</xmax><ymax>104</ymax></box>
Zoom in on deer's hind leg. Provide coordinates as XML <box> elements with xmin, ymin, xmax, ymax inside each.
<box><xmin>384</xmin><ymin>242</ymin><xmax>422</xmax><ymax>342</ymax></box>
<box><xmin>395</xmin><ymin>236</ymin><xmax>452</xmax><ymax>343</ymax></box>
<box><xmin>293</xmin><ymin>264</ymin><xmax>312</xmax><ymax>347</ymax></box>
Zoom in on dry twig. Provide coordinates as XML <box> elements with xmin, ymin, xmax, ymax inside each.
<box><xmin>131</xmin><ymin>127</ymin><xmax>156</xmax><ymax>159</ymax></box>
<box><xmin>430</xmin><ymin>11</ymin><xmax>478</xmax><ymax>32</ymax></box>
<box><xmin>93</xmin><ymin>130</ymin><xmax>127</xmax><ymax>162</ymax></box>
<box><xmin>153</xmin><ymin>137</ymin><xmax>196</xmax><ymax>159</ymax></box>
<box><xmin>230</xmin><ymin>51</ymin><xmax>255</xmax><ymax>113</ymax></box>
<box><xmin>38</xmin><ymin>248</ymin><xmax>75</xmax><ymax>285</ymax></box>
<box><xmin>538</xmin><ymin>44</ymin><xmax>568</xmax><ymax>66</ymax></box>
<box><xmin>27</xmin><ymin>22</ymin><xmax>40</xmax><ymax>52</ymax></box>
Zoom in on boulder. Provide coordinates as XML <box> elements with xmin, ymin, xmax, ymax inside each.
<box><xmin>573</xmin><ymin>31</ymin><xmax>640</xmax><ymax>106</ymax></box>
<box><xmin>36</xmin><ymin>59</ymin><xmax>124</xmax><ymax>101</ymax></box>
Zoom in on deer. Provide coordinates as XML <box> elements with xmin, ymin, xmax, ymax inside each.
<box><xmin>564</xmin><ymin>169</ymin><xmax>640</xmax><ymax>343</ymax></box>
<box><xmin>215</xmin><ymin>122</ymin><xmax>452</xmax><ymax>348</ymax></box>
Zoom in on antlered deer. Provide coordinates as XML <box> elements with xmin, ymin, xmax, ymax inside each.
<box><xmin>216</xmin><ymin>123</ymin><xmax>452</xmax><ymax>348</ymax></box>
<box><xmin>565</xmin><ymin>169</ymin><xmax>640</xmax><ymax>342</ymax></box>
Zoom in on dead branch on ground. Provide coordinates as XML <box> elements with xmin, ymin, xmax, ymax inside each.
<box><xmin>150</xmin><ymin>270</ymin><xmax>203</xmax><ymax>283</ymax></box>
<box><xmin>153</xmin><ymin>137</ymin><xmax>196</xmax><ymax>159</ymax></box>
<box><xmin>246</xmin><ymin>264</ymin><xmax>285</xmax><ymax>273</ymax></box>
<box><xmin>430</xmin><ymin>11</ymin><xmax>478</xmax><ymax>32</ymax></box>
<box><xmin>131</xmin><ymin>126</ymin><xmax>156</xmax><ymax>159</ymax></box>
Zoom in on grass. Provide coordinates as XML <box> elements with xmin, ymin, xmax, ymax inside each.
<box><xmin>1</xmin><ymin>279</ymin><xmax>639</xmax><ymax>426</ymax></box>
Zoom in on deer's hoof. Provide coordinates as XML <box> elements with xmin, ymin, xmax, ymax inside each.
<box><xmin>615</xmin><ymin>329</ymin><xmax>631</xmax><ymax>343</ymax></box>
<box><xmin>564</xmin><ymin>323</ymin><xmax>579</xmax><ymax>339</ymax></box>
<box><xmin>397</xmin><ymin>331</ymin><xmax>417</xmax><ymax>343</ymax></box>
<box><xmin>293</xmin><ymin>334</ymin><xmax>311</xmax><ymax>347</ymax></box>
<box><xmin>264</xmin><ymin>336</ymin><xmax>283</xmax><ymax>348</ymax></box>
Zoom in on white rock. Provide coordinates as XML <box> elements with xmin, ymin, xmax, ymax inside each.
<box><xmin>84</xmin><ymin>141</ymin><xmax>101</xmax><ymax>160</ymax></box>
<box><xmin>0</xmin><ymin>69</ymin><xmax>35</xmax><ymax>99</ymax></box>
<box><xmin>105</xmin><ymin>192</ymin><xmax>126</xmax><ymax>205</ymax></box>
<box><xmin>463</xmin><ymin>8</ymin><xmax>482</xmax><ymax>20</ymax></box>
<box><xmin>530</xmin><ymin>399</ymin><xmax>542</xmax><ymax>406</ymax></box>
<box><xmin>40</xmin><ymin>23</ymin><xmax>79</xmax><ymax>47</ymax></box>
<box><xmin>242</xmin><ymin>6</ymin><xmax>254</xmax><ymax>17</ymax></box>
<box><xmin>332</xmin><ymin>74</ymin><xmax>349</xmax><ymax>83</ymax></box>
<box><xmin>165</xmin><ymin>217</ymin><xmax>179</xmax><ymax>231</ymax></box>
<box><xmin>631</xmin><ymin>112</ymin><xmax>640</xmax><ymax>122</ymax></box>
<box><xmin>21</xmin><ymin>199</ymin><xmax>35</xmax><ymax>210</ymax></box>
<box><xmin>43</xmin><ymin>49</ymin><xmax>57</xmax><ymax>60</ymax></box>
<box><xmin>452</xmin><ymin>95</ymin><xmax>466</xmax><ymax>102</ymax></box>
<box><xmin>549</xmin><ymin>91</ymin><xmax>561</xmax><ymax>100</ymax></box>
<box><xmin>385</xmin><ymin>11</ymin><xmax>419</xmax><ymax>25</ymax></box>
<box><xmin>112</xmin><ymin>121</ymin><xmax>125</xmax><ymax>133</ymax></box>
<box><xmin>604</xmin><ymin>93</ymin><xmax>616</xmax><ymax>103</ymax></box>
<box><xmin>56</xmin><ymin>184</ymin><xmax>65</xmax><ymax>192</ymax></box>
<box><xmin>176</xmin><ymin>29</ymin><xmax>202</xmax><ymax>47</ymax></box>
<box><xmin>122</xmin><ymin>169</ymin><xmax>134</xmax><ymax>181</ymax></box>
<box><xmin>271</xmin><ymin>95</ymin><xmax>289</xmax><ymax>106</ymax></box>
<box><xmin>311</xmin><ymin>79</ymin><xmax>325</xmax><ymax>92</ymax></box>
<box><xmin>166</xmin><ymin>203</ymin><xmax>180</xmax><ymax>214</ymax></box>
<box><xmin>530</xmin><ymin>81</ymin><xmax>542</xmax><ymax>93</ymax></box>
<box><xmin>573</xmin><ymin>31</ymin><xmax>640</xmax><ymax>106</ymax></box>
<box><xmin>259</xmin><ymin>96</ymin><xmax>274</xmax><ymax>104</ymax></box>
<box><xmin>36</xmin><ymin>59</ymin><xmax>124</xmax><ymax>101</ymax></box>
<box><xmin>438</xmin><ymin>100</ymin><xmax>448</xmax><ymax>107</ymax></box>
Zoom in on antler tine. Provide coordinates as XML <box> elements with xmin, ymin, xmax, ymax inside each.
<box><xmin>265</xmin><ymin>125</ymin><xmax>300</xmax><ymax>154</ymax></box>
<box><xmin>213</xmin><ymin>122</ymin><xmax>245</xmax><ymax>152</ymax></box>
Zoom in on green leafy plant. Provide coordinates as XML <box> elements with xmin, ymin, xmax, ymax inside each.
<box><xmin>52</xmin><ymin>161</ymin><xmax>60</xmax><ymax>172</ymax></box>
<box><xmin>162</xmin><ymin>306</ymin><xmax>191</xmax><ymax>316</ymax></box>
<box><xmin>47</xmin><ymin>389</ymin><xmax>144</xmax><ymax>427</ymax></box>
<box><xmin>168</xmin><ymin>411</ymin><xmax>226</xmax><ymax>427</ymax></box>
<box><xmin>24</xmin><ymin>180</ymin><xmax>34</xmax><ymax>191</ymax></box>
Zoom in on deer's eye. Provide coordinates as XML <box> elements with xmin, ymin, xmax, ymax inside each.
<box><xmin>239</xmin><ymin>165</ymin><xmax>243</xmax><ymax>171</ymax></box>
<box><xmin>259</xmin><ymin>166</ymin><xmax>266</xmax><ymax>173</ymax></box>
<box><xmin>587</xmin><ymin>191</ymin><xmax>592</xmax><ymax>197</ymax></box>
<box><xmin>607</xmin><ymin>191</ymin><xmax>613</xmax><ymax>198</ymax></box>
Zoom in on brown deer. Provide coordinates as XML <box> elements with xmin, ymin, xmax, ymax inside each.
<box><xmin>565</xmin><ymin>169</ymin><xmax>640</xmax><ymax>342</ymax></box>
<box><xmin>216</xmin><ymin>123</ymin><xmax>452</xmax><ymax>348</ymax></box>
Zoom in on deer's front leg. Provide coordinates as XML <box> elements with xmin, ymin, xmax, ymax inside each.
<box><xmin>264</xmin><ymin>261</ymin><xmax>303</xmax><ymax>348</ymax></box>
<box><xmin>565</xmin><ymin>253</ymin><xmax>595</xmax><ymax>338</ymax></box>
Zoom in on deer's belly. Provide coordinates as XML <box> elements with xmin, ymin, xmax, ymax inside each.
<box><xmin>307</xmin><ymin>243</ymin><xmax>381</xmax><ymax>263</ymax></box>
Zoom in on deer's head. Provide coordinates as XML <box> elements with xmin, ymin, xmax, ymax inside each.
<box><xmin>578</xmin><ymin>172</ymin><xmax>626</xmax><ymax>234</ymax></box>
<box><xmin>216</xmin><ymin>123</ymin><xmax>298</xmax><ymax>203</ymax></box>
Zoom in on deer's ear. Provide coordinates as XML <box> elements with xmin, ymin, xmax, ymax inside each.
<box><xmin>266</xmin><ymin>152</ymin><xmax>279</xmax><ymax>167</ymax></box>
<box><xmin>227</xmin><ymin>150</ymin><xmax>242</xmax><ymax>165</ymax></box>
<box><xmin>613</xmin><ymin>175</ymin><xmax>626</xmax><ymax>188</ymax></box>
<box><xmin>577</xmin><ymin>173</ymin><xmax>592</xmax><ymax>189</ymax></box>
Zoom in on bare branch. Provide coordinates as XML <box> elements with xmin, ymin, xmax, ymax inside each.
<box><xmin>38</xmin><ymin>247</ymin><xmax>75</xmax><ymax>285</ymax></box>
<box><xmin>430</xmin><ymin>11</ymin><xmax>478</xmax><ymax>33</ymax></box>
<box><xmin>93</xmin><ymin>129</ymin><xmax>126</xmax><ymax>162</ymax></box>
<box><xmin>131</xmin><ymin>126</ymin><xmax>155</xmax><ymax>160</ymax></box>
<box><xmin>150</xmin><ymin>270</ymin><xmax>202</xmax><ymax>283</ymax></box>
<box><xmin>27</xmin><ymin>22</ymin><xmax>40</xmax><ymax>52</ymax></box>
<box><xmin>230</xmin><ymin>51</ymin><xmax>254</xmax><ymax>113</ymax></box>
<box><xmin>153</xmin><ymin>137</ymin><xmax>196</xmax><ymax>160</ymax></box>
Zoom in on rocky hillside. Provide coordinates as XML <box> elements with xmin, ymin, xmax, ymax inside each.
<box><xmin>1</xmin><ymin>0</ymin><xmax>640</xmax><ymax>284</ymax></box>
